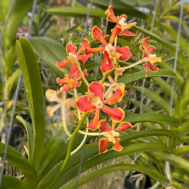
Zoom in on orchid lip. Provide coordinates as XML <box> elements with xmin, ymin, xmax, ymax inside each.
<box><xmin>105</xmin><ymin>43</ymin><xmax>116</xmax><ymax>58</ymax></box>
<box><xmin>118</xmin><ymin>17</ymin><xmax>127</xmax><ymax>31</ymax></box>
<box><xmin>67</xmin><ymin>52</ymin><xmax>78</xmax><ymax>63</ymax></box>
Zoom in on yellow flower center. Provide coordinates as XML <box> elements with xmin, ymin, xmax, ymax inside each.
<box><xmin>86</xmin><ymin>91</ymin><xmax>103</xmax><ymax>108</ymax></box>
<box><xmin>105</xmin><ymin>43</ymin><xmax>117</xmax><ymax>59</ymax></box>
<box><xmin>67</xmin><ymin>53</ymin><xmax>78</xmax><ymax>64</ymax></box>
<box><xmin>103</xmin><ymin>130</ymin><xmax>120</xmax><ymax>144</ymax></box>
<box><xmin>118</xmin><ymin>17</ymin><xmax>127</xmax><ymax>31</ymax></box>
<box><xmin>69</xmin><ymin>78</ymin><xmax>75</xmax><ymax>87</ymax></box>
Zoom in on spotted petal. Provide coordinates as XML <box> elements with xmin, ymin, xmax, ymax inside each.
<box><xmin>92</xmin><ymin>26</ymin><xmax>108</xmax><ymax>46</ymax></box>
<box><xmin>76</xmin><ymin>96</ymin><xmax>96</xmax><ymax>112</ymax></box>
<box><xmin>113</xmin><ymin>138</ymin><xmax>122</xmax><ymax>151</ymax></box>
<box><xmin>101</xmin><ymin>105</ymin><xmax>124</xmax><ymax>122</ymax></box>
<box><xmin>56</xmin><ymin>59</ymin><xmax>70</xmax><ymax>69</ymax></box>
<box><xmin>99</xmin><ymin>138</ymin><xmax>109</xmax><ymax>154</ymax></box>
<box><xmin>115</xmin><ymin>122</ymin><xmax>132</xmax><ymax>132</ymax></box>
<box><xmin>101</xmin><ymin>51</ymin><xmax>114</xmax><ymax>73</ymax></box>
<box><xmin>115</xmin><ymin>46</ymin><xmax>132</xmax><ymax>61</ymax></box>
<box><xmin>99</xmin><ymin>120</ymin><xmax>112</xmax><ymax>133</ymax></box>
<box><xmin>105</xmin><ymin>5</ymin><xmax>118</xmax><ymax>23</ymax></box>
<box><xmin>87</xmin><ymin>108</ymin><xmax>100</xmax><ymax>131</ymax></box>
<box><xmin>89</xmin><ymin>82</ymin><xmax>104</xmax><ymax>100</ymax></box>
<box><xmin>103</xmin><ymin>88</ymin><xmax>124</xmax><ymax>105</ymax></box>
<box><xmin>66</xmin><ymin>43</ymin><xmax>77</xmax><ymax>54</ymax></box>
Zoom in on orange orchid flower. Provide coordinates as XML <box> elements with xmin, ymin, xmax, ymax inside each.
<box><xmin>105</xmin><ymin>5</ymin><xmax>137</xmax><ymax>36</ymax></box>
<box><xmin>139</xmin><ymin>37</ymin><xmax>162</xmax><ymax>76</ymax></box>
<box><xmin>46</xmin><ymin>90</ymin><xmax>76</xmax><ymax>122</ymax></box>
<box><xmin>99</xmin><ymin>120</ymin><xmax>132</xmax><ymax>153</ymax></box>
<box><xmin>56</xmin><ymin>39</ymin><xmax>92</xmax><ymax>69</ymax></box>
<box><xmin>76</xmin><ymin>82</ymin><xmax>125</xmax><ymax>131</ymax></box>
<box><xmin>57</xmin><ymin>63</ymin><xmax>87</xmax><ymax>92</ymax></box>
<box><xmin>85</xmin><ymin>26</ymin><xmax>132</xmax><ymax>73</ymax></box>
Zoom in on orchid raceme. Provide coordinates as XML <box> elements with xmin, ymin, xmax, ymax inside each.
<box><xmin>76</xmin><ymin>82</ymin><xmax>125</xmax><ymax>131</ymax></box>
<box><xmin>140</xmin><ymin>37</ymin><xmax>162</xmax><ymax>76</ymax></box>
<box><xmin>99</xmin><ymin>120</ymin><xmax>132</xmax><ymax>153</ymax></box>
<box><xmin>85</xmin><ymin>26</ymin><xmax>132</xmax><ymax>73</ymax></box>
<box><xmin>57</xmin><ymin>63</ymin><xmax>88</xmax><ymax>92</ymax></box>
<box><xmin>104</xmin><ymin>65</ymin><xmax>125</xmax><ymax>100</ymax></box>
<box><xmin>105</xmin><ymin>5</ymin><xmax>137</xmax><ymax>36</ymax></box>
<box><xmin>56</xmin><ymin>39</ymin><xmax>92</xmax><ymax>69</ymax></box>
<box><xmin>45</xmin><ymin>90</ymin><xmax>76</xmax><ymax>122</ymax></box>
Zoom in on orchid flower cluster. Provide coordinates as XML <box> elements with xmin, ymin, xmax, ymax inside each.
<box><xmin>45</xmin><ymin>6</ymin><xmax>162</xmax><ymax>154</ymax></box>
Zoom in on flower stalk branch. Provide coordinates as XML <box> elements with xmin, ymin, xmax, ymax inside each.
<box><xmin>115</xmin><ymin>60</ymin><xmax>144</xmax><ymax>71</ymax></box>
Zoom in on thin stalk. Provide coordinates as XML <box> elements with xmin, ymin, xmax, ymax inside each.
<box><xmin>61</xmin><ymin>103</ymin><xmax>71</xmax><ymax>137</ymax></box>
<box><xmin>104</xmin><ymin>83</ymin><xmax>116</xmax><ymax>98</ymax></box>
<box><xmin>46</xmin><ymin>112</ymin><xmax>89</xmax><ymax>189</ymax></box>
<box><xmin>114</xmin><ymin>36</ymin><xmax>117</xmax><ymax>64</ymax></box>
<box><xmin>74</xmin><ymin>87</ymin><xmax>81</xmax><ymax>120</ymax></box>
<box><xmin>77</xmin><ymin>62</ymin><xmax>89</xmax><ymax>86</ymax></box>
<box><xmin>115</xmin><ymin>60</ymin><xmax>143</xmax><ymax>71</ymax></box>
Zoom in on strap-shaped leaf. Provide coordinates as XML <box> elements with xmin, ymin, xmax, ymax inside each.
<box><xmin>1</xmin><ymin>176</ymin><xmax>25</xmax><ymax>189</ymax></box>
<box><xmin>16</xmin><ymin>37</ymin><xmax>45</xmax><ymax>169</ymax></box>
<box><xmin>0</xmin><ymin>142</ymin><xmax>36</xmax><ymax>183</ymax></box>
<box><xmin>61</xmin><ymin>163</ymin><xmax>170</xmax><ymax>189</ymax></box>
<box><xmin>123</xmin><ymin>113</ymin><xmax>180</xmax><ymax>127</ymax></box>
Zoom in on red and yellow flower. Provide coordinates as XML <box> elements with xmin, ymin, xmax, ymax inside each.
<box><xmin>57</xmin><ymin>63</ymin><xmax>87</xmax><ymax>92</ymax></box>
<box><xmin>139</xmin><ymin>37</ymin><xmax>162</xmax><ymax>76</ymax></box>
<box><xmin>85</xmin><ymin>26</ymin><xmax>132</xmax><ymax>73</ymax></box>
<box><xmin>56</xmin><ymin>39</ymin><xmax>92</xmax><ymax>69</ymax></box>
<box><xmin>76</xmin><ymin>82</ymin><xmax>125</xmax><ymax>131</ymax></box>
<box><xmin>105</xmin><ymin>5</ymin><xmax>137</xmax><ymax>36</ymax></box>
<box><xmin>99</xmin><ymin>120</ymin><xmax>132</xmax><ymax>153</ymax></box>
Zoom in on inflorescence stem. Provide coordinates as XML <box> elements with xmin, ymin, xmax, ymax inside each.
<box><xmin>77</xmin><ymin>62</ymin><xmax>89</xmax><ymax>86</ymax></box>
<box><xmin>115</xmin><ymin>60</ymin><xmax>144</xmax><ymax>71</ymax></box>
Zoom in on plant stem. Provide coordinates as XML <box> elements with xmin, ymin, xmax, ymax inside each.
<box><xmin>71</xmin><ymin>129</ymin><xmax>89</xmax><ymax>155</ymax></box>
<box><xmin>60</xmin><ymin>112</ymin><xmax>89</xmax><ymax>173</ymax></box>
<box><xmin>115</xmin><ymin>60</ymin><xmax>143</xmax><ymax>71</ymax></box>
<box><xmin>74</xmin><ymin>87</ymin><xmax>81</xmax><ymax>120</ymax></box>
<box><xmin>77</xmin><ymin>62</ymin><xmax>89</xmax><ymax>86</ymax></box>
<box><xmin>61</xmin><ymin>103</ymin><xmax>71</xmax><ymax>137</ymax></box>
<box><xmin>101</xmin><ymin>68</ymin><xmax>115</xmax><ymax>84</ymax></box>
<box><xmin>114</xmin><ymin>36</ymin><xmax>117</xmax><ymax>64</ymax></box>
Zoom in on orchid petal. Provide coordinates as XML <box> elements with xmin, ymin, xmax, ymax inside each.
<box><xmin>148</xmin><ymin>46</ymin><xmax>156</xmax><ymax>54</ymax></box>
<box><xmin>67</xmin><ymin>63</ymin><xmax>78</xmax><ymax>78</ymax></box>
<box><xmin>105</xmin><ymin>5</ymin><xmax>118</xmax><ymax>23</ymax></box>
<box><xmin>89</xmin><ymin>82</ymin><xmax>105</xmax><ymax>101</ymax></box>
<box><xmin>56</xmin><ymin>77</ymin><xmax>68</xmax><ymax>85</ymax></box>
<box><xmin>46</xmin><ymin>90</ymin><xmax>62</xmax><ymax>103</ymax></box>
<box><xmin>87</xmin><ymin>108</ymin><xmax>100</xmax><ymax>131</ymax></box>
<box><xmin>103</xmin><ymin>88</ymin><xmax>124</xmax><ymax>105</ymax></box>
<box><xmin>101</xmin><ymin>51</ymin><xmax>114</xmax><ymax>73</ymax></box>
<box><xmin>113</xmin><ymin>138</ymin><xmax>122</xmax><ymax>151</ymax></box>
<box><xmin>110</xmin><ymin>26</ymin><xmax>121</xmax><ymax>44</ymax></box>
<box><xmin>101</xmin><ymin>105</ymin><xmax>124</xmax><ymax>122</ymax></box>
<box><xmin>66</xmin><ymin>43</ymin><xmax>77</xmax><ymax>54</ymax></box>
<box><xmin>99</xmin><ymin>138</ymin><xmax>109</xmax><ymax>153</ymax></box>
<box><xmin>115</xmin><ymin>122</ymin><xmax>132</xmax><ymax>132</ymax></box>
<box><xmin>115</xmin><ymin>46</ymin><xmax>132</xmax><ymax>61</ymax></box>
<box><xmin>143</xmin><ymin>62</ymin><xmax>150</xmax><ymax>77</ymax></box>
<box><xmin>99</xmin><ymin>120</ymin><xmax>112</xmax><ymax>133</ymax></box>
<box><xmin>76</xmin><ymin>96</ymin><xmax>96</xmax><ymax>112</ymax></box>
<box><xmin>142</xmin><ymin>37</ymin><xmax>150</xmax><ymax>53</ymax></box>
<box><xmin>125</xmin><ymin>22</ymin><xmax>137</xmax><ymax>29</ymax></box>
<box><xmin>77</xmin><ymin>38</ymin><xmax>90</xmax><ymax>54</ymax></box>
<box><xmin>78</xmin><ymin>53</ymin><xmax>92</xmax><ymax>65</ymax></box>
<box><xmin>150</xmin><ymin>63</ymin><xmax>159</xmax><ymax>72</ymax></box>
<box><xmin>121</xmin><ymin>29</ymin><xmax>136</xmax><ymax>36</ymax></box>
<box><xmin>46</xmin><ymin>104</ymin><xmax>61</xmax><ymax>117</ymax></box>
<box><xmin>92</xmin><ymin>26</ymin><xmax>108</xmax><ymax>46</ymax></box>
<box><xmin>85</xmin><ymin>47</ymin><xmax>105</xmax><ymax>55</ymax></box>
<box><xmin>56</xmin><ymin>59</ymin><xmax>70</xmax><ymax>69</ymax></box>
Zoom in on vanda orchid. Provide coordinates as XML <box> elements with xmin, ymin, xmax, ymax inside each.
<box><xmin>44</xmin><ymin>5</ymin><xmax>163</xmax><ymax>183</ymax></box>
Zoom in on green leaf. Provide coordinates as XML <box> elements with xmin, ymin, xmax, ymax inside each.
<box><xmin>118</xmin><ymin>69</ymin><xmax>176</xmax><ymax>85</ymax></box>
<box><xmin>1</xmin><ymin>176</ymin><xmax>25</xmax><ymax>189</ymax></box>
<box><xmin>174</xmin><ymin>145</ymin><xmax>189</xmax><ymax>156</ymax></box>
<box><xmin>126</xmin><ymin>85</ymin><xmax>171</xmax><ymax>113</ymax></box>
<box><xmin>47</xmin><ymin>7</ymin><xmax>106</xmax><ymax>18</ymax></box>
<box><xmin>16</xmin><ymin>115</ymin><xmax>33</xmax><ymax>163</ymax></box>
<box><xmin>123</xmin><ymin>113</ymin><xmax>180</xmax><ymax>127</ymax></box>
<box><xmin>29</xmin><ymin>37</ymin><xmax>69</xmax><ymax>77</ymax></box>
<box><xmin>16</xmin><ymin>37</ymin><xmax>45</xmax><ymax>170</ymax></box>
<box><xmin>62</xmin><ymin>163</ymin><xmax>170</xmax><ymax>189</ymax></box>
<box><xmin>66</xmin><ymin>22</ymin><xmax>82</xmax><ymax>33</ymax></box>
<box><xmin>0</xmin><ymin>142</ymin><xmax>36</xmax><ymax>184</ymax></box>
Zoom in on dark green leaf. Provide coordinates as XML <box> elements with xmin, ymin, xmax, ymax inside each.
<box><xmin>1</xmin><ymin>176</ymin><xmax>25</xmax><ymax>189</ymax></box>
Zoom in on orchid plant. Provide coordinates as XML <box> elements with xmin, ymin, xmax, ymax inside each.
<box><xmin>46</xmin><ymin>5</ymin><xmax>161</xmax><ymax>162</ymax></box>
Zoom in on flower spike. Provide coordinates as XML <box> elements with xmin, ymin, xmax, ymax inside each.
<box><xmin>76</xmin><ymin>82</ymin><xmax>125</xmax><ymax>131</ymax></box>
